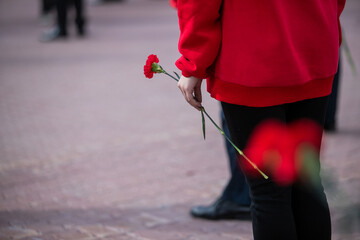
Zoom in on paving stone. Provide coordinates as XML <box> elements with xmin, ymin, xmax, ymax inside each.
<box><xmin>0</xmin><ymin>226</ymin><xmax>40</xmax><ymax>240</ymax></box>
<box><xmin>76</xmin><ymin>225</ymin><xmax>121</xmax><ymax>238</ymax></box>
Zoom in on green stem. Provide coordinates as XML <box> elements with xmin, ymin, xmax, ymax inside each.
<box><xmin>157</xmin><ymin>69</ymin><xmax>268</xmax><ymax>179</ymax></box>
<box><xmin>202</xmin><ymin>107</ymin><xmax>268</xmax><ymax>179</ymax></box>
<box><xmin>163</xmin><ymin>71</ymin><xmax>180</xmax><ymax>82</ymax></box>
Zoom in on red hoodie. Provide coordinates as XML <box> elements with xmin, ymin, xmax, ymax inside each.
<box><xmin>176</xmin><ymin>0</ymin><xmax>346</xmax><ymax>107</ymax></box>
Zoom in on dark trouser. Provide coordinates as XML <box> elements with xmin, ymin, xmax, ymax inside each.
<box><xmin>57</xmin><ymin>0</ymin><xmax>85</xmax><ymax>35</ymax></box>
<box><xmin>42</xmin><ymin>0</ymin><xmax>56</xmax><ymax>14</ymax></box>
<box><xmin>221</xmin><ymin>96</ymin><xmax>331</xmax><ymax>240</ymax></box>
<box><xmin>220</xmin><ymin>110</ymin><xmax>251</xmax><ymax>206</ymax></box>
<box><xmin>325</xmin><ymin>58</ymin><xmax>341</xmax><ymax>128</ymax></box>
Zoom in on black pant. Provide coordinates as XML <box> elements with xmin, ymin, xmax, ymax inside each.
<box><xmin>57</xmin><ymin>0</ymin><xmax>85</xmax><ymax>35</ymax></box>
<box><xmin>325</xmin><ymin>58</ymin><xmax>341</xmax><ymax>128</ymax></box>
<box><xmin>222</xmin><ymin>96</ymin><xmax>331</xmax><ymax>240</ymax></box>
<box><xmin>220</xmin><ymin>110</ymin><xmax>251</xmax><ymax>206</ymax></box>
<box><xmin>42</xmin><ymin>0</ymin><xmax>56</xmax><ymax>14</ymax></box>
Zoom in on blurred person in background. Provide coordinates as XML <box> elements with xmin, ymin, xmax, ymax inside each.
<box><xmin>41</xmin><ymin>0</ymin><xmax>87</xmax><ymax>41</ymax></box>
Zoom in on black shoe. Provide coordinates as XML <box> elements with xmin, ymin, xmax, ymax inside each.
<box><xmin>190</xmin><ymin>198</ymin><xmax>251</xmax><ymax>220</ymax></box>
<box><xmin>40</xmin><ymin>27</ymin><xmax>67</xmax><ymax>42</ymax></box>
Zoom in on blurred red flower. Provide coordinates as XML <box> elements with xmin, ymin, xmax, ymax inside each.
<box><xmin>243</xmin><ymin>119</ymin><xmax>322</xmax><ymax>185</ymax></box>
<box><xmin>144</xmin><ymin>54</ymin><xmax>160</xmax><ymax>79</ymax></box>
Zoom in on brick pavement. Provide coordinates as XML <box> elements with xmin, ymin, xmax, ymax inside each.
<box><xmin>0</xmin><ymin>0</ymin><xmax>359</xmax><ymax>239</ymax></box>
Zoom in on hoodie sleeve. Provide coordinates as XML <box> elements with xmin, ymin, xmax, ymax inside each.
<box><xmin>175</xmin><ymin>0</ymin><xmax>223</xmax><ymax>79</ymax></box>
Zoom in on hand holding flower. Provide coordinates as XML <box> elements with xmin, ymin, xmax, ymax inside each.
<box><xmin>177</xmin><ymin>75</ymin><xmax>203</xmax><ymax>111</ymax></box>
<box><xmin>143</xmin><ymin>54</ymin><xmax>268</xmax><ymax>179</ymax></box>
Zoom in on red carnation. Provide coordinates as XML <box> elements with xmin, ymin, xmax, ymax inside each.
<box><xmin>244</xmin><ymin>120</ymin><xmax>297</xmax><ymax>185</ymax></box>
<box><xmin>144</xmin><ymin>54</ymin><xmax>160</xmax><ymax>79</ymax></box>
<box><xmin>243</xmin><ymin>119</ymin><xmax>322</xmax><ymax>185</ymax></box>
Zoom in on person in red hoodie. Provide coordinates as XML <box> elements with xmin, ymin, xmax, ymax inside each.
<box><xmin>176</xmin><ymin>0</ymin><xmax>345</xmax><ymax>239</ymax></box>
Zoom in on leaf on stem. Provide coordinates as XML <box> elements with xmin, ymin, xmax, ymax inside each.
<box><xmin>201</xmin><ymin>107</ymin><xmax>206</xmax><ymax>140</ymax></box>
<box><xmin>173</xmin><ymin>71</ymin><xmax>180</xmax><ymax>80</ymax></box>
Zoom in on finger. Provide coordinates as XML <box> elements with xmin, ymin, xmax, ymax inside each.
<box><xmin>180</xmin><ymin>85</ymin><xmax>195</xmax><ymax>109</ymax></box>
<box><xmin>185</xmin><ymin>91</ymin><xmax>201</xmax><ymax>111</ymax></box>
<box><xmin>178</xmin><ymin>83</ymin><xmax>186</xmax><ymax>98</ymax></box>
<box><xmin>194</xmin><ymin>86</ymin><xmax>202</xmax><ymax>103</ymax></box>
<box><xmin>184</xmin><ymin>89</ymin><xmax>193</xmax><ymax>103</ymax></box>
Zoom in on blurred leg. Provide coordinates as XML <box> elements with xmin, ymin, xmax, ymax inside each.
<box><xmin>56</xmin><ymin>0</ymin><xmax>68</xmax><ymax>36</ymax></box>
<box><xmin>73</xmin><ymin>0</ymin><xmax>86</xmax><ymax>35</ymax></box>
<box><xmin>285</xmin><ymin>96</ymin><xmax>331</xmax><ymax>240</ymax></box>
<box><xmin>42</xmin><ymin>0</ymin><xmax>52</xmax><ymax>14</ymax></box>
<box><xmin>325</xmin><ymin>59</ymin><xmax>341</xmax><ymax>131</ymax></box>
<box><xmin>220</xmin><ymin>109</ymin><xmax>251</xmax><ymax>206</ymax></box>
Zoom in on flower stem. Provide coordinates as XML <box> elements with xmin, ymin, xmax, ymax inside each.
<box><xmin>156</xmin><ymin>68</ymin><xmax>268</xmax><ymax>179</ymax></box>
<box><xmin>163</xmin><ymin>70</ymin><xmax>180</xmax><ymax>82</ymax></box>
<box><xmin>202</xmin><ymin>107</ymin><xmax>268</xmax><ymax>179</ymax></box>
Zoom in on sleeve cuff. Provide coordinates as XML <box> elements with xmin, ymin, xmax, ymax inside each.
<box><xmin>175</xmin><ymin>56</ymin><xmax>208</xmax><ymax>79</ymax></box>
